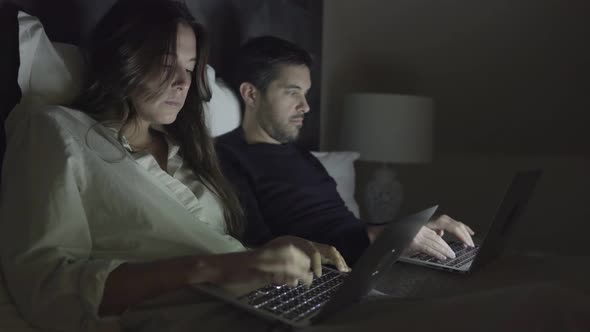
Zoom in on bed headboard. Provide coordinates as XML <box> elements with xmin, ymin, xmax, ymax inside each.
<box><xmin>1</xmin><ymin>0</ymin><xmax>323</xmax><ymax>150</ymax></box>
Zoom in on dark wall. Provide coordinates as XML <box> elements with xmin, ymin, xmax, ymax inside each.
<box><xmin>322</xmin><ymin>0</ymin><xmax>589</xmax><ymax>156</ymax></box>
<box><xmin>0</xmin><ymin>2</ymin><xmax>21</xmax><ymax>178</ymax></box>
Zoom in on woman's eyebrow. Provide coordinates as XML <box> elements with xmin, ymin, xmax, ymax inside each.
<box><xmin>165</xmin><ymin>53</ymin><xmax>196</xmax><ymax>62</ymax></box>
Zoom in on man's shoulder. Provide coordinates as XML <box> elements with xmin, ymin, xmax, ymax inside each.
<box><xmin>216</xmin><ymin>127</ymin><xmax>248</xmax><ymax>146</ymax></box>
<box><xmin>214</xmin><ymin>128</ymin><xmax>252</xmax><ymax>167</ymax></box>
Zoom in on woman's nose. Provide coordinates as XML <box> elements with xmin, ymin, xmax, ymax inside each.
<box><xmin>172</xmin><ymin>67</ymin><xmax>191</xmax><ymax>90</ymax></box>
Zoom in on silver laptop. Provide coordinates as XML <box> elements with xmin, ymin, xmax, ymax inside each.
<box><xmin>192</xmin><ymin>206</ymin><xmax>437</xmax><ymax>328</ymax></box>
<box><xmin>399</xmin><ymin>170</ymin><xmax>542</xmax><ymax>273</ymax></box>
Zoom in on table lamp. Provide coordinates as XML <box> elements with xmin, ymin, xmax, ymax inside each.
<box><xmin>338</xmin><ymin>93</ymin><xmax>434</xmax><ymax>224</ymax></box>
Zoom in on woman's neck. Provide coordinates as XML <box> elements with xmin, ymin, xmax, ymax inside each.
<box><xmin>121</xmin><ymin>118</ymin><xmax>153</xmax><ymax>150</ymax></box>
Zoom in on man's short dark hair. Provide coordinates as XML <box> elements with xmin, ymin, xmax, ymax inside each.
<box><xmin>228</xmin><ymin>36</ymin><xmax>313</xmax><ymax>99</ymax></box>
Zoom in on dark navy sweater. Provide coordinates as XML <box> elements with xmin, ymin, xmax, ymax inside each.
<box><xmin>215</xmin><ymin>128</ymin><xmax>370</xmax><ymax>264</ymax></box>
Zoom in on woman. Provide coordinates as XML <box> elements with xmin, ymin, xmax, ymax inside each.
<box><xmin>0</xmin><ymin>0</ymin><xmax>348</xmax><ymax>331</ymax></box>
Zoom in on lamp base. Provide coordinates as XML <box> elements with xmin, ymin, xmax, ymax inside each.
<box><xmin>364</xmin><ymin>165</ymin><xmax>403</xmax><ymax>224</ymax></box>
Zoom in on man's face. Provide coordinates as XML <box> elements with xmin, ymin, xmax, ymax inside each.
<box><xmin>256</xmin><ymin>65</ymin><xmax>311</xmax><ymax>143</ymax></box>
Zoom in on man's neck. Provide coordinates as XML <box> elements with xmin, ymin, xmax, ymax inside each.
<box><xmin>241</xmin><ymin>112</ymin><xmax>280</xmax><ymax>145</ymax></box>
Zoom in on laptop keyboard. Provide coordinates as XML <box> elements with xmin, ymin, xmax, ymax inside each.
<box><xmin>410</xmin><ymin>241</ymin><xmax>480</xmax><ymax>268</ymax></box>
<box><xmin>240</xmin><ymin>270</ymin><xmax>346</xmax><ymax>321</ymax></box>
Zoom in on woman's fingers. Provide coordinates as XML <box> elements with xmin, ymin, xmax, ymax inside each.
<box><xmin>259</xmin><ymin>244</ymin><xmax>313</xmax><ymax>286</ymax></box>
<box><xmin>258</xmin><ymin>236</ymin><xmax>352</xmax><ymax>289</ymax></box>
<box><xmin>320</xmin><ymin>245</ymin><xmax>351</xmax><ymax>273</ymax></box>
<box><xmin>304</xmin><ymin>242</ymin><xmax>323</xmax><ymax>278</ymax></box>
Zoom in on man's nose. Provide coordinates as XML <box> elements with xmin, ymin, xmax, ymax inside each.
<box><xmin>299</xmin><ymin>96</ymin><xmax>310</xmax><ymax>113</ymax></box>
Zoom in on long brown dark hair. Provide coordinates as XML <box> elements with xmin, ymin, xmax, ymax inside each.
<box><xmin>75</xmin><ymin>0</ymin><xmax>244</xmax><ymax>238</ymax></box>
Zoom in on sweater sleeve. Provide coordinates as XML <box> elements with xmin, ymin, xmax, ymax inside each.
<box><xmin>0</xmin><ymin>109</ymin><xmax>125</xmax><ymax>332</ymax></box>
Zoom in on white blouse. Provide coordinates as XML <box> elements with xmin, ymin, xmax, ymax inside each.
<box><xmin>116</xmin><ymin>127</ymin><xmax>238</xmax><ymax>241</ymax></box>
<box><xmin>0</xmin><ymin>105</ymin><xmax>246</xmax><ymax>332</ymax></box>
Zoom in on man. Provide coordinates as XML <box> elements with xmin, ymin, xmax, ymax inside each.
<box><xmin>216</xmin><ymin>36</ymin><xmax>474</xmax><ymax>264</ymax></box>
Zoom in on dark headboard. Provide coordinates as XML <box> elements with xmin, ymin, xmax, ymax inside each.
<box><xmin>0</xmin><ymin>0</ymin><xmax>323</xmax><ymax>151</ymax></box>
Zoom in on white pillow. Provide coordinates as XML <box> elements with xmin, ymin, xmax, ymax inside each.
<box><xmin>14</xmin><ymin>11</ymin><xmax>240</xmax><ymax>137</ymax></box>
<box><xmin>17</xmin><ymin>12</ymin><xmax>84</xmax><ymax>106</ymax></box>
<box><xmin>311</xmin><ymin>151</ymin><xmax>361</xmax><ymax>218</ymax></box>
<box><xmin>203</xmin><ymin>66</ymin><xmax>241</xmax><ymax>137</ymax></box>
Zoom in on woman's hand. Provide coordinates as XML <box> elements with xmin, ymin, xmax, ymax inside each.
<box><xmin>265</xmin><ymin>236</ymin><xmax>351</xmax><ymax>277</ymax></box>
<box><xmin>191</xmin><ymin>243</ymin><xmax>311</xmax><ymax>288</ymax></box>
<box><xmin>192</xmin><ymin>236</ymin><xmax>350</xmax><ymax>289</ymax></box>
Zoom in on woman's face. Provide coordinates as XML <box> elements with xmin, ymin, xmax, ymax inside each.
<box><xmin>131</xmin><ymin>23</ymin><xmax>197</xmax><ymax>125</ymax></box>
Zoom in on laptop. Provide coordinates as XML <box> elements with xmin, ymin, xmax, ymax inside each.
<box><xmin>398</xmin><ymin>170</ymin><xmax>542</xmax><ymax>273</ymax></box>
<box><xmin>192</xmin><ymin>206</ymin><xmax>437</xmax><ymax>328</ymax></box>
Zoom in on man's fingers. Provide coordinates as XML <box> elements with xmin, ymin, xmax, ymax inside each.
<box><xmin>450</xmin><ymin>224</ymin><xmax>475</xmax><ymax>247</ymax></box>
<box><xmin>423</xmin><ymin>230</ymin><xmax>456</xmax><ymax>259</ymax></box>
<box><xmin>430</xmin><ymin>239</ymin><xmax>455</xmax><ymax>260</ymax></box>
<box><xmin>434</xmin><ymin>215</ymin><xmax>476</xmax><ymax>247</ymax></box>
<box><xmin>419</xmin><ymin>243</ymin><xmax>448</xmax><ymax>261</ymax></box>
<box><xmin>461</xmin><ymin>227</ymin><xmax>475</xmax><ymax>247</ymax></box>
<box><xmin>411</xmin><ymin>227</ymin><xmax>454</xmax><ymax>260</ymax></box>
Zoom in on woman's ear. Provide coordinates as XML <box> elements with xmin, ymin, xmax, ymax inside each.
<box><xmin>239</xmin><ymin>82</ymin><xmax>259</xmax><ymax>110</ymax></box>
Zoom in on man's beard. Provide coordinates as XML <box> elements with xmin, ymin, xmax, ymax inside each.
<box><xmin>258</xmin><ymin>110</ymin><xmax>302</xmax><ymax>144</ymax></box>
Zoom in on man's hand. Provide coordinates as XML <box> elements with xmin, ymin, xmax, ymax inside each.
<box><xmin>427</xmin><ymin>214</ymin><xmax>475</xmax><ymax>247</ymax></box>
<box><xmin>406</xmin><ymin>215</ymin><xmax>475</xmax><ymax>260</ymax></box>
<box><xmin>367</xmin><ymin>225</ymin><xmax>385</xmax><ymax>243</ymax></box>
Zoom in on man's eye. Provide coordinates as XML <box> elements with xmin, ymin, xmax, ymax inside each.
<box><xmin>186</xmin><ymin>69</ymin><xmax>194</xmax><ymax>74</ymax></box>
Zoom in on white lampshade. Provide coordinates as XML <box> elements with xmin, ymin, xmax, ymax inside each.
<box><xmin>338</xmin><ymin>93</ymin><xmax>434</xmax><ymax>163</ymax></box>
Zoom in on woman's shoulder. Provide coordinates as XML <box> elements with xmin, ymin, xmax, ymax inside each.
<box><xmin>16</xmin><ymin>104</ymin><xmax>97</xmax><ymax>134</ymax></box>
<box><xmin>8</xmin><ymin>102</ymin><xmax>94</xmax><ymax>127</ymax></box>
<box><xmin>33</xmin><ymin>105</ymin><xmax>96</xmax><ymax>129</ymax></box>
<box><xmin>5</xmin><ymin>103</ymin><xmax>104</xmax><ymax>149</ymax></box>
